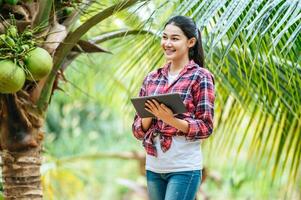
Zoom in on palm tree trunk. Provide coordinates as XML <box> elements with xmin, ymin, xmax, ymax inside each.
<box><xmin>0</xmin><ymin>94</ymin><xmax>44</xmax><ymax>199</ymax></box>
<box><xmin>1</xmin><ymin>146</ymin><xmax>43</xmax><ymax>200</ymax></box>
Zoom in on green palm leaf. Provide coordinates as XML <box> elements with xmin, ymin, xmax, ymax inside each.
<box><xmin>96</xmin><ymin>0</ymin><xmax>301</xmax><ymax>193</ymax></box>
<box><xmin>60</xmin><ymin>0</ymin><xmax>300</xmax><ymax>196</ymax></box>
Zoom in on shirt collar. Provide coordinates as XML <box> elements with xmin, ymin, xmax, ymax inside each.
<box><xmin>161</xmin><ymin>60</ymin><xmax>198</xmax><ymax>77</ymax></box>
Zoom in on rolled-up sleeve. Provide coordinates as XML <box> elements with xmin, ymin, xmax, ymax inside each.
<box><xmin>132</xmin><ymin>77</ymin><xmax>148</xmax><ymax>140</ymax></box>
<box><xmin>184</xmin><ymin>74</ymin><xmax>215</xmax><ymax>140</ymax></box>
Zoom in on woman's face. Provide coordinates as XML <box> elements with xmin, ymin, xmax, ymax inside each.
<box><xmin>161</xmin><ymin>24</ymin><xmax>195</xmax><ymax>62</ymax></box>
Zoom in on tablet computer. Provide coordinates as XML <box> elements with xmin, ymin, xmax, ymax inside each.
<box><xmin>131</xmin><ymin>93</ymin><xmax>187</xmax><ymax>118</ymax></box>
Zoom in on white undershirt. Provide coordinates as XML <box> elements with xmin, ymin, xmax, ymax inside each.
<box><xmin>168</xmin><ymin>73</ymin><xmax>178</xmax><ymax>85</ymax></box>
<box><xmin>145</xmin><ymin>136</ymin><xmax>203</xmax><ymax>173</ymax></box>
<box><xmin>145</xmin><ymin>71</ymin><xmax>203</xmax><ymax>173</ymax></box>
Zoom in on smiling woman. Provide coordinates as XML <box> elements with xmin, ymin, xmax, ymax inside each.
<box><xmin>132</xmin><ymin>15</ymin><xmax>215</xmax><ymax>200</ymax></box>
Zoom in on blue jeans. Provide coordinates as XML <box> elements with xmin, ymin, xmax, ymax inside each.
<box><xmin>146</xmin><ymin>170</ymin><xmax>201</xmax><ymax>200</ymax></box>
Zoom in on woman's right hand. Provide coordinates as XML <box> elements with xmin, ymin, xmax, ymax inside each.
<box><xmin>141</xmin><ymin>117</ymin><xmax>153</xmax><ymax>132</ymax></box>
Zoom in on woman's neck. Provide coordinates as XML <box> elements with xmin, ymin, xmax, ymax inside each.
<box><xmin>169</xmin><ymin>57</ymin><xmax>190</xmax><ymax>73</ymax></box>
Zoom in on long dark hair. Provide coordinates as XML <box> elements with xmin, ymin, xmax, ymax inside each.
<box><xmin>164</xmin><ymin>15</ymin><xmax>205</xmax><ymax>68</ymax></box>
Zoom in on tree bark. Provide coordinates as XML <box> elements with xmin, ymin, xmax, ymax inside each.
<box><xmin>1</xmin><ymin>147</ymin><xmax>43</xmax><ymax>200</ymax></box>
<box><xmin>0</xmin><ymin>94</ymin><xmax>44</xmax><ymax>200</ymax></box>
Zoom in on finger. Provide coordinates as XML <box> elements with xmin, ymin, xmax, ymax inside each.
<box><xmin>145</xmin><ymin>102</ymin><xmax>158</xmax><ymax>114</ymax></box>
<box><xmin>145</xmin><ymin>101</ymin><xmax>153</xmax><ymax>110</ymax></box>
<box><xmin>160</xmin><ymin>104</ymin><xmax>173</xmax><ymax>113</ymax></box>
<box><xmin>151</xmin><ymin>99</ymin><xmax>161</xmax><ymax>109</ymax></box>
<box><xmin>145</xmin><ymin>107</ymin><xmax>157</xmax><ymax>117</ymax></box>
<box><xmin>160</xmin><ymin>103</ymin><xmax>167</xmax><ymax>111</ymax></box>
<box><xmin>147</xmin><ymin>100</ymin><xmax>158</xmax><ymax>110</ymax></box>
<box><xmin>145</xmin><ymin>107</ymin><xmax>153</xmax><ymax>113</ymax></box>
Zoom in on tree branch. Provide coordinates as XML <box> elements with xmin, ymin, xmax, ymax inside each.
<box><xmin>37</xmin><ymin>0</ymin><xmax>149</xmax><ymax>113</ymax></box>
<box><xmin>91</xmin><ymin>29</ymin><xmax>155</xmax><ymax>44</ymax></box>
<box><xmin>62</xmin><ymin>0</ymin><xmax>94</xmax><ymax>31</ymax></box>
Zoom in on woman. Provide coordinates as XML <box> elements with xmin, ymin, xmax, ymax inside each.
<box><xmin>132</xmin><ymin>15</ymin><xmax>215</xmax><ymax>200</ymax></box>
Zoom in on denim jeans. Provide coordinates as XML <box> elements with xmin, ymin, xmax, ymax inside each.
<box><xmin>146</xmin><ymin>170</ymin><xmax>201</xmax><ymax>200</ymax></box>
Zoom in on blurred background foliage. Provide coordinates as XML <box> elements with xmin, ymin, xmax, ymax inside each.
<box><xmin>34</xmin><ymin>0</ymin><xmax>301</xmax><ymax>199</ymax></box>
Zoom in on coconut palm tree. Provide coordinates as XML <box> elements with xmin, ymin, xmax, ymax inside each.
<box><xmin>0</xmin><ymin>0</ymin><xmax>152</xmax><ymax>199</ymax></box>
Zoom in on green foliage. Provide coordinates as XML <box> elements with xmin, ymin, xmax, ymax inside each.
<box><xmin>43</xmin><ymin>91</ymin><xmax>143</xmax><ymax>199</ymax></box>
<box><xmin>38</xmin><ymin>0</ymin><xmax>301</xmax><ymax>199</ymax></box>
<box><xmin>45</xmin><ymin>94</ymin><xmax>137</xmax><ymax>156</ymax></box>
<box><xmin>43</xmin><ymin>91</ymin><xmax>301</xmax><ymax>199</ymax></box>
<box><xmin>99</xmin><ymin>0</ymin><xmax>300</xmax><ymax>191</ymax></box>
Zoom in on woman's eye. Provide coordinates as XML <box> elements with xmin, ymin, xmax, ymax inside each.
<box><xmin>162</xmin><ymin>36</ymin><xmax>167</xmax><ymax>39</ymax></box>
<box><xmin>172</xmin><ymin>38</ymin><xmax>179</xmax><ymax>41</ymax></box>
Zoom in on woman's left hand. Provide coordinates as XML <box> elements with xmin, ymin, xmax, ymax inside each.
<box><xmin>145</xmin><ymin>99</ymin><xmax>174</xmax><ymax>122</ymax></box>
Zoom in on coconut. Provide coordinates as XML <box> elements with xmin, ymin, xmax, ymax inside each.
<box><xmin>24</xmin><ymin>47</ymin><xmax>53</xmax><ymax>81</ymax></box>
<box><xmin>0</xmin><ymin>60</ymin><xmax>26</xmax><ymax>93</ymax></box>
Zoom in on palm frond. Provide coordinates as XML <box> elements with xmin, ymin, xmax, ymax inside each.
<box><xmin>37</xmin><ymin>0</ymin><xmax>150</xmax><ymax>112</ymax></box>
<box><xmin>56</xmin><ymin>0</ymin><xmax>300</xmax><ymax>193</ymax></box>
<box><xmin>103</xmin><ymin>0</ymin><xmax>301</xmax><ymax>191</ymax></box>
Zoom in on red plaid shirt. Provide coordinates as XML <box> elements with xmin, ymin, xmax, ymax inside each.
<box><xmin>132</xmin><ymin>60</ymin><xmax>215</xmax><ymax>157</ymax></box>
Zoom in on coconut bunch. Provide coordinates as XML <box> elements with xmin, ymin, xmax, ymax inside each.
<box><xmin>0</xmin><ymin>17</ymin><xmax>53</xmax><ymax>94</ymax></box>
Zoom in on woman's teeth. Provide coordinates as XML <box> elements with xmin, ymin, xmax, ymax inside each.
<box><xmin>165</xmin><ymin>49</ymin><xmax>175</xmax><ymax>55</ymax></box>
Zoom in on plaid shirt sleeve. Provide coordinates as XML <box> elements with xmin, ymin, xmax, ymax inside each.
<box><xmin>184</xmin><ymin>73</ymin><xmax>215</xmax><ymax>140</ymax></box>
<box><xmin>132</xmin><ymin>76</ymin><xmax>149</xmax><ymax>140</ymax></box>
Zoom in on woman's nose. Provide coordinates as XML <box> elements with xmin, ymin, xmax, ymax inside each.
<box><xmin>166</xmin><ymin>40</ymin><xmax>172</xmax><ymax>46</ymax></box>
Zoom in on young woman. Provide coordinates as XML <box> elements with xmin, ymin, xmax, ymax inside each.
<box><xmin>132</xmin><ymin>15</ymin><xmax>215</xmax><ymax>200</ymax></box>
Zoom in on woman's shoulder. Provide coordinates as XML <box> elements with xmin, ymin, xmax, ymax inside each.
<box><xmin>145</xmin><ymin>67</ymin><xmax>164</xmax><ymax>79</ymax></box>
<box><xmin>191</xmin><ymin>66</ymin><xmax>214</xmax><ymax>80</ymax></box>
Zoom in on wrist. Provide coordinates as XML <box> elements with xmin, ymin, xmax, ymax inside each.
<box><xmin>164</xmin><ymin>116</ymin><xmax>176</xmax><ymax>126</ymax></box>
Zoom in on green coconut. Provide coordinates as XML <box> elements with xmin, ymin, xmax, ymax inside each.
<box><xmin>63</xmin><ymin>7</ymin><xmax>74</xmax><ymax>16</ymax></box>
<box><xmin>0</xmin><ymin>60</ymin><xmax>26</xmax><ymax>93</ymax></box>
<box><xmin>24</xmin><ymin>47</ymin><xmax>53</xmax><ymax>81</ymax></box>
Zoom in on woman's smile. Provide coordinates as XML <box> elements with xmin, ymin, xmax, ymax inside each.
<box><xmin>164</xmin><ymin>48</ymin><xmax>176</xmax><ymax>55</ymax></box>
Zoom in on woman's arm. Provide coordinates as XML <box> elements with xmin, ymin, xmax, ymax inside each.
<box><xmin>183</xmin><ymin>74</ymin><xmax>215</xmax><ymax>139</ymax></box>
<box><xmin>164</xmin><ymin>117</ymin><xmax>189</xmax><ymax>133</ymax></box>
<box><xmin>145</xmin><ymin>99</ymin><xmax>189</xmax><ymax>133</ymax></box>
<box><xmin>132</xmin><ymin>76</ymin><xmax>153</xmax><ymax>140</ymax></box>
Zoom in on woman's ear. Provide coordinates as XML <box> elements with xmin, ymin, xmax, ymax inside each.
<box><xmin>188</xmin><ymin>37</ymin><xmax>197</xmax><ymax>48</ymax></box>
